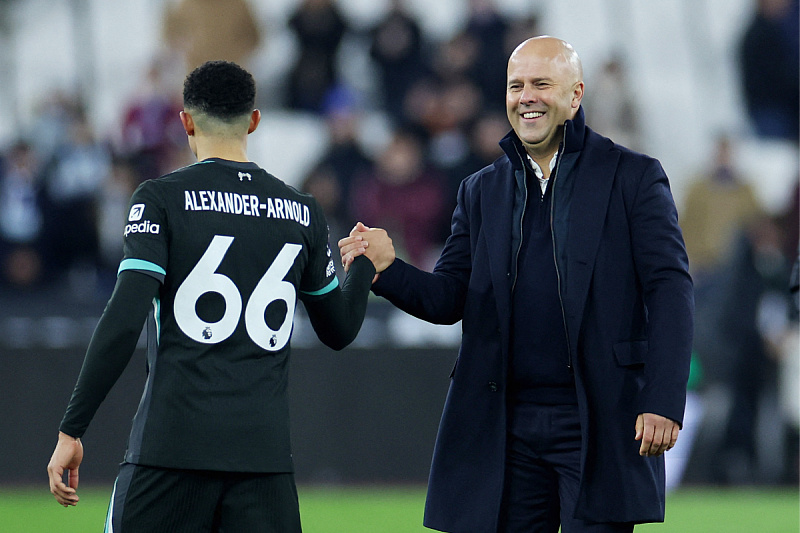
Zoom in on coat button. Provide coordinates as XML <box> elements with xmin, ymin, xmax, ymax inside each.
<box><xmin>488</xmin><ymin>381</ymin><xmax>498</xmax><ymax>392</ymax></box>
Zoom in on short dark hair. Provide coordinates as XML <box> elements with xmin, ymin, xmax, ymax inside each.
<box><xmin>183</xmin><ymin>60</ymin><xmax>256</xmax><ymax>120</ymax></box>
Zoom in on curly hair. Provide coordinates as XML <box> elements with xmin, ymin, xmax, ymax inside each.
<box><xmin>183</xmin><ymin>60</ymin><xmax>255</xmax><ymax>120</ymax></box>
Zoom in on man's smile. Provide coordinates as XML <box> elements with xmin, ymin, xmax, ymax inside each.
<box><xmin>521</xmin><ymin>111</ymin><xmax>545</xmax><ymax>120</ymax></box>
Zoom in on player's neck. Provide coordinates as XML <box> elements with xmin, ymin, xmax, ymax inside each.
<box><xmin>193</xmin><ymin>137</ymin><xmax>250</xmax><ymax>163</ymax></box>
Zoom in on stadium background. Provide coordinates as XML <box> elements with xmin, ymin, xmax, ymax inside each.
<box><xmin>0</xmin><ymin>0</ymin><xmax>797</xmax><ymax>205</ymax></box>
<box><xmin>0</xmin><ymin>0</ymin><xmax>797</xmax><ymax>528</ymax></box>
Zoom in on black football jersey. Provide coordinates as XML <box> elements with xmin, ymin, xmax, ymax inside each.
<box><xmin>117</xmin><ymin>158</ymin><xmax>337</xmax><ymax>472</ymax></box>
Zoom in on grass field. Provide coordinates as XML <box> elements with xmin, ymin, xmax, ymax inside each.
<box><xmin>1</xmin><ymin>485</ymin><xmax>797</xmax><ymax>532</ymax></box>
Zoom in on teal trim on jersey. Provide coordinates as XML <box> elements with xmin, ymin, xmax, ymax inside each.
<box><xmin>301</xmin><ymin>277</ymin><xmax>339</xmax><ymax>296</ymax></box>
<box><xmin>153</xmin><ymin>297</ymin><xmax>162</xmax><ymax>345</ymax></box>
<box><xmin>118</xmin><ymin>258</ymin><xmax>166</xmax><ymax>277</ymax></box>
<box><xmin>104</xmin><ymin>478</ymin><xmax>117</xmax><ymax>532</ymax></box>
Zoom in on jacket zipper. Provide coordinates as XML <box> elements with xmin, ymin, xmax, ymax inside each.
<box><xmin>510</xmin><ymin>151</ymin><xmax>528</xmax><ymax>293</ymax></box>
<box><xmin>549</xmin><ymin>141</ymin><xmax>573</xmax><ymax>371</ymax></box>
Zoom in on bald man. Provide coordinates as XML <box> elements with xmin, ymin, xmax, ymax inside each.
<box><xmin>340</xmin><ymin>36</ymin><xmax>693</xmax><ymax>532</ymax></box>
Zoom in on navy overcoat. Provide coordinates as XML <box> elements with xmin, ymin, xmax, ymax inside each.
<box><xmin>372</xmin><ymin>107</ymin><xmax>694</xmax><ymax>532</ymax></box>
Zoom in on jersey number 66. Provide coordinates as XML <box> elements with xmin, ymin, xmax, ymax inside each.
<box><xmin>174</xmin><ymin>235</ymin><xmax>301</xmax><ymax>352</ymax></box>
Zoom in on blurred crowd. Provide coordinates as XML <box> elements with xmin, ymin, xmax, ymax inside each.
<box><xmin>677</xmin><ymin>0</ymin><xmax>798</xmax><ymax>489</ymax></box>
<box><xmin>0</xmin><ymin>0</ymin><xmax>797</xmax><ymax>488</ymax></box>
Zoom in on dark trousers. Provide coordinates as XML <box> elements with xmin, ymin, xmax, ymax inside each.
<box><xmin>498</xmin><ymin>402</ymin><xmax>634</xmax><ymax>533</ymax></box>
<box><xmin>106</xmin><ymin>463</ymin><xmax>302</xmax><ymax>533</ymax></box>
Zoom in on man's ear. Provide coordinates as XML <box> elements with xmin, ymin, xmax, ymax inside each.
<box><xmin>180</xmin><ymin>111</ymin><xmax>195</xmax><ymax>136</ymax></box>
<box><xmin>248</xmin><ymin>109</ymin><xmax>261</xmax><ymax>134</ymax></box>
<box><xmin>572</xmin><ymin>81</ymin><xmax>585</xmax><ymax>109</ymax></box>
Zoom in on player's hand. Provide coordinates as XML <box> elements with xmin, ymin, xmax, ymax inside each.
<box><xmin>338</xmin><ymin>222</ymin><xmax>370</xmax><ymax>272</ymax></box>
<box><xmin>47</xmin><ymin>432</ymin><xmax>84</xmax><ymax>507</ymax></box>
<box><xmin>635</xmin><ymin>413</ymin><xmax>679</xmax><ymax>457</ymax></box>
<box><xmin>338</xmin><ymin>222</ymin><xmax>395</xmax><ymax>275</ymax></box>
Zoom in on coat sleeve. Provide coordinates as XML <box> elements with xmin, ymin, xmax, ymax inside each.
<box><xmin>371</xmin><ymin>178</ymin><xmax>474</xmax><ymax>325</ymax></box>
<box><xmin>629</xmin><ymin>158</ymin><xmax>694</xmax><ymax>425</ymax></box>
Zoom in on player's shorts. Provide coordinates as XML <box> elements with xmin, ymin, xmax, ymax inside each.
<box><xmin>104</xmin><ymin>462</ymin><xmax>302</xmax><ymax>533</ymax></box>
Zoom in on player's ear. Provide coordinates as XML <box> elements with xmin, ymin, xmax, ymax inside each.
<box><xmin>248</xmin><ymin>109</ymin><xmax>261</xmax><ymax>134</ymax></box>
<box><xmin>180</xmin><ymin>111</ymin><xmax>195</xmax><ymax>136</ymax></box>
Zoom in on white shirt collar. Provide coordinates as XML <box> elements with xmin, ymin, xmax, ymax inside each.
<box><xmin>526</xmin><ymin>152</ymin><xmax>559</xmax><ymax>194</ymax></box>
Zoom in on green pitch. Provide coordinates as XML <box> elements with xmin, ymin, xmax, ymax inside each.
<box><xmin>0</xmin><ymin>485</ymin><xmax>796</xmax><ymax>532</ymax></box>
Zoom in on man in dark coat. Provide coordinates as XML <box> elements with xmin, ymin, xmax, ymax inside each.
<box><xmin>340</xmin><ymin>36</ymin><xmax>693</xmax><ymax>533</ymax></box>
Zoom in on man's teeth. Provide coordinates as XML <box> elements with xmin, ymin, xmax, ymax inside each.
<box><xmin>523</xmin><ymin>112</ymin><xmax>544</xmax><ymax>119</ymax></box>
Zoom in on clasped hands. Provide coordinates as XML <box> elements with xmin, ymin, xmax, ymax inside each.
<box><xmin>338</xmin><ymin>222</ymin><xmax>395</xmax><ymax>277</ymax></box>
<box><xmin>337</xmin><ymin>223</ymin><xmax>680</xmax><ymax>457</ymax></box>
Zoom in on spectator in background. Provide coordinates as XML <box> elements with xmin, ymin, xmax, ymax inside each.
<box><xmin>350</xmin><ymin>129</ymin><xmax>446</xmax><ymax>270</ymax></box>
<box><xmin>40</xmin><ymin>112</ymin><xmax>111</xmax><ymax>289</ymax></box>
<box><xmin>400</xmin><ymin>77</ymin><xmax>446</xmax><ymax>141</ymax></box>
<box><xmin>399</xmin><ymin>31</ymin><xmax>485</xmax><ymax>186</ymax></box>
<box><xmin>414</xmin><ymin>1</ymin><xmax>513</xmax><ymax>120</ymax></box>
<box><xmin>438</xmin><ymin>110</ymin><xmax>508</xmax><ymax>219</ymax></box>
<box><xmin>0</xmin><ymin>141</ymin><xmax>45</xmax><ymax>289</ymax></box>
<box><xmin>286</xmin><ymin>0</ymin><xmax>349</xmax><ymax>113</ymax></box>
<box><xmin>118</xmin><ymin>58</ymin><xmax>186</xmax><ymax>182</ymax></box>
<box><xmin>312</xmin><ymin>86</ymin><xmax>373</xmax><ymax>222</ymax></box>
<box><xmin>680</xmin><ymin>137</ymin><xmax>762</xmax><ymax>476</ymax></box>
<box><xmin>680</xmin><ymin>135</ymin><xmax>762</xmax><ymax>285</ymax></box>
<box><xmin>301</xmin><ymin>164</ymin><xmax>348</xmax><ymax>281</ymax></box>
<box><xmin>583</xmin><ymin>55</ymin><xmax>642</xmax><ymax>151</ymax></box>
<box><xmin>162</xmin><ymin>0</ymin><xmax>262</xmax><ymax>74</ymax></box>
<box><xmin>464</xmin><ymin>0</ymin><xmax>511</xmax><ymax>111</ymax></box>
<box><xmin>738</xmin><ymin>0</ymin><xmax>799</xmax><ymax>140</ymax></box>
<box><xmin>28</xmin><ymin>91</ymin><xmax>83</xmax><ymax>163</ymax></box>
<box><xmin>368</xmin><ymin>0</ymin><xmax>426</xmax><ymax>125</ymax></box>
<box><xmin>503</xmin><ymin>13</ymin><xmax>541</xmax><ymax>59</ymax></box>
<box><xmin>425</xmin><ymin>78</ymin><xmax>484</xmax><ymax>194</ymax></box>
<box><xmin>428</xmin><ymin>30</ymin><xmax>481</xmax><ymax>90</ymax></box>
<box><xmin>694</xmin><ymin>214</ymin><xmax>794</xmax><ymax>484</ymax></box>
<box><xmin>301</xmin><ymin>88</ymin><xmax>373</xmax><ymax>267</ymax></box>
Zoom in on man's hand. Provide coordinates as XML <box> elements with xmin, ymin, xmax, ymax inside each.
<box><xmin>635</xmin><ymin>413</ymin><xmax>680</xmax><ymax>457</ymax></box>
<box><xmin>47</xmin><ymin>432</ymin><xmax>84</xmax><ymax>507</ymax></box>
<box><xmin>338</xmin><ymin>222</ymin><xmax>395</xmax><ymax>275</ymax></box>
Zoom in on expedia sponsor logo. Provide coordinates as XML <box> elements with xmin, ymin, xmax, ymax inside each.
<box><xmin>124</xmin><ymin>220</ymin><xmax>161</xmax><ymax>237</ymax></box>
<box><xmin>128</xmin><ymin>203</ymin><xmax>145</xmax><ymax>221</ymax></box>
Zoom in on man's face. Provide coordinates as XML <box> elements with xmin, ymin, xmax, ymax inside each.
<box><xmin>506</xmin><ymin>41</ymin><xmax>583</xmax><ymax>159</ymax></box>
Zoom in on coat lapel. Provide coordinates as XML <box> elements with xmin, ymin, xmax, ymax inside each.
<box><xmin>482</xmin><ymin>166</ymin><xmax>515</xmax><ymax>332</ymax></box>
<box><xmin>562</xmin><ymin>139</ymin><xmax>619</xmax><ymax>350</ymax></box>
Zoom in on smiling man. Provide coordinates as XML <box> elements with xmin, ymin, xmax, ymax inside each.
<box><xmin>340</xmin><ymin>36</ymin><xmax>694</xmax><ymax>532</ymax></box>
<box><xmin>506</xmin><ymin>38</ymin><xmax>583</xmax><ymax>178</ymax></box>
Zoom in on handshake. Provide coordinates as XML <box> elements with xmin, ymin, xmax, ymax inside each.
<box><xmin>338</xmin><ymin>222</ymin><xmax>395</xmax><ymax>279</ymax></box>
